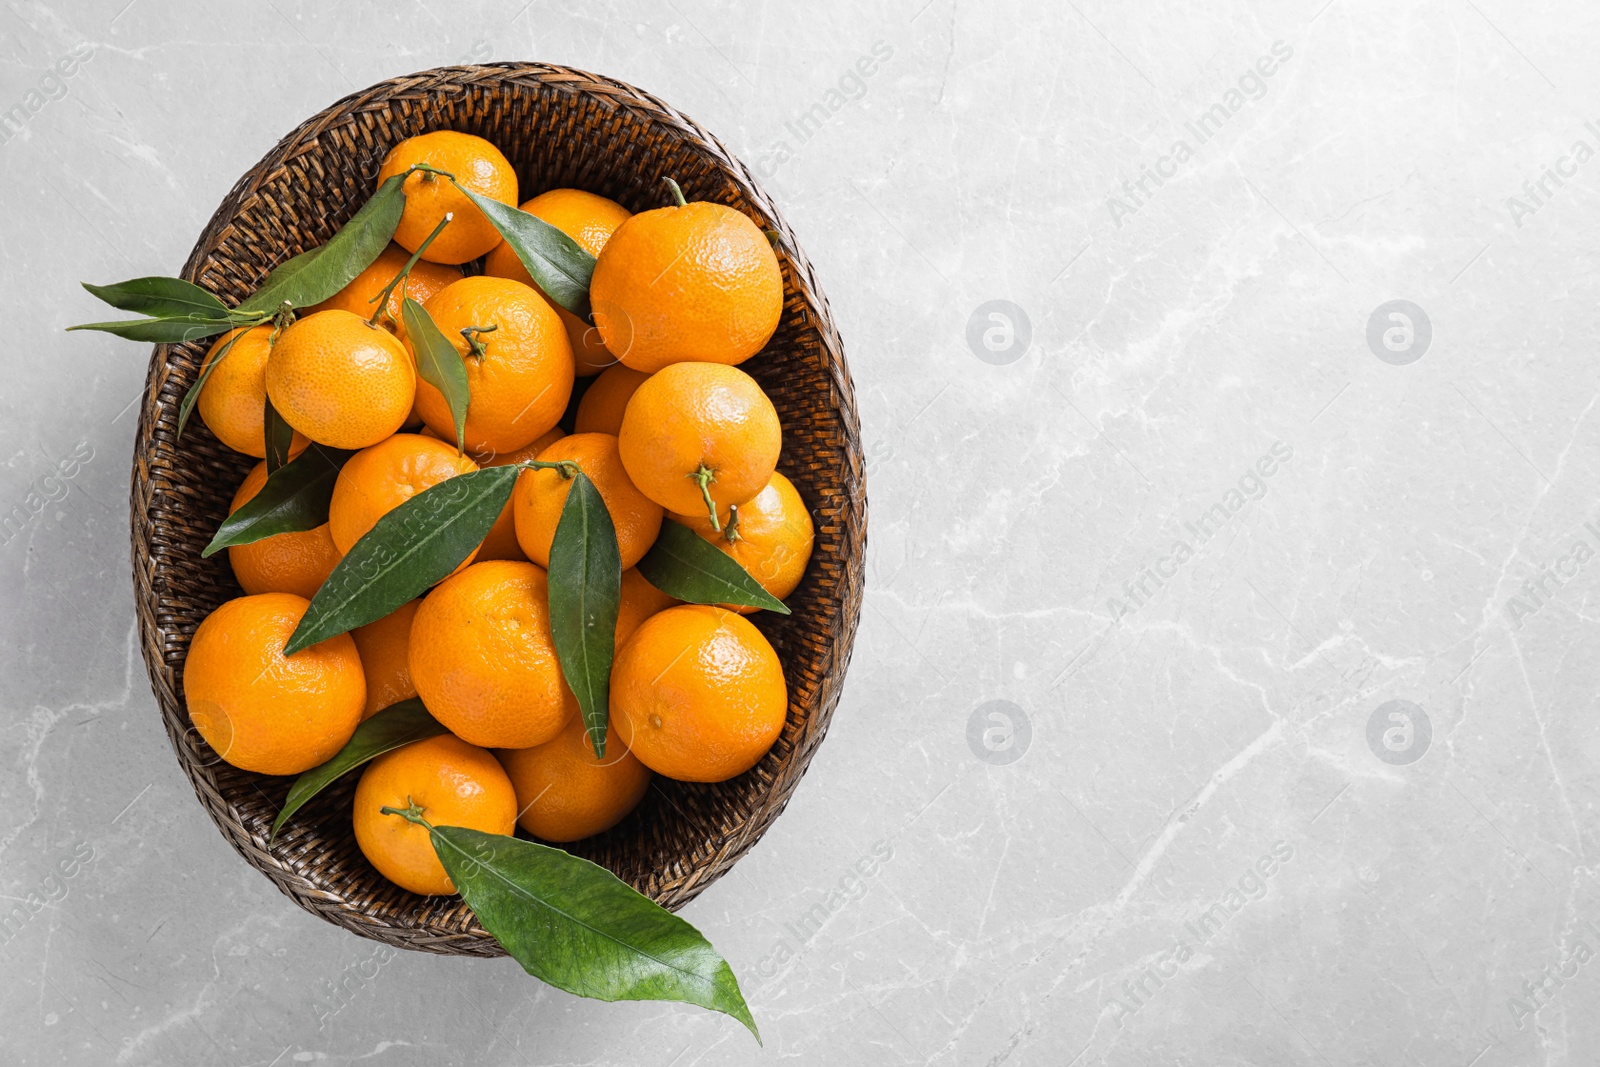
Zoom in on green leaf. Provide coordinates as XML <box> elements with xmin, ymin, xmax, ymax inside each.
<box><xmin>636</xmin><ymin>520</ymin><xmax>791</xmax><ymax>614</ymax></box>
<box><xmin>546</xmin><ymin>471</ymin><xmax>622</xmax><ymax>758</ymax></box>
<box><xmin>426</xmin><ymin>824</ymin><xmax>759</xmax><ymax>1040</ymax></box>
<box><xmin>66</xmin><ymin>315</ymin><xmax>239</xmax><ymax>343</ymax></box>
<box><xmin>270</xmin><ymin>699</ymin><xmax>446</xmax><ymax>843</ymax></box>
<box><xmin>401</xmin><ymin>297</ymin><xmax>470</xmax><ymax>453</ymax></box>
<box><xmin>237</xmin><ymin>174</ymin><xmax>407</xmax><ymax>315</ymax></box>
<box><xmin>452</xmin><ymin>185</ymin><xmax>596</xmax><ymax>318</ymax></box>
<box><xmin>202</xmin><ymin>444</ymin><xmax>352</xmax><ymax>558</ymax></box>
<box><xmin>82</xmin><ymin>276</ymin><xmax>231</xmax><ymax>320</ymax></box>
<box><xmin>263</xmin><ymin>397</ymin><xmax>295</xmax><ymax>474</ymax></box>
<box><xmin>285</xmin><ymin>465</ymin><xmax>520</xmax><ymax>654</ymax></box>
<box><xmin>177</xmin><ymin>326</ymin><xmax>250</xmax><ymax>439</ymax></box>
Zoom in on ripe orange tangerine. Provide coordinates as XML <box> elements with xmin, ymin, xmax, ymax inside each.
<box><xmin>610</xmin><ymin>604</ymin><xmax>787</xmax><ymax>783</ymax></box>
<box><xmin>353</xmin><ymin>734</ymin><xmax>517</xmax><ymax>895</ymax></box>
<box><xmin>513</xmin><ymin>433</ymin><xmax>663</xmax><ymax>570</ymax></box>
<box><xmin>497</xmin><ymin>713</ymin><xmax>651</xmax><ymax>842</ymax></box>
<box><xmin>376</xmin><ymin>131</ymin><xmax>518</xmax><ymax>265</ymax></box>
<box><xmin>408</xmin><ymin>560</ymin><xmax>577</xmax><ymax>750</ymax></box>
<box><xmin>413</xmin><ymin>276</ymin><xmax>574</xmax><ymax>455</ymax></box>
<box><xmin>265</xmin><ymin>310</ymin><xmax>415</xmax><ymax>450</ymax></box>
<box><xmin>183</xmin><ymin>593</ymin><xmax>365</xmax><ymax>776</ymax></box>
<box><xmin>327</xmin><ymin>433</ymin><xmax>479</xmax><ymax>557</ymax></box>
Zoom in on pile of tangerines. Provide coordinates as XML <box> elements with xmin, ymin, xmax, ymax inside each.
<box><xmin>182</xmin><ymin>131</ymin><xmax>812</xmax><ymax>897</ymax></box>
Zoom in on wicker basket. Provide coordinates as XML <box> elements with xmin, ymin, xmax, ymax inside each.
<box><xmin>129</xmin><ymin>64</ymin><xmax>865</xmax><ymax>955</ymax></box>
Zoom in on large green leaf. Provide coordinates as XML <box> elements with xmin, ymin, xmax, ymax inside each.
<box><xmin>426</xmin><ymin>824</ymin><xmax>758</xmax><ymax>1039</ymax></box>
<box><xmin>636</xmin><ymin>520</ymin><xmax>790</xmax><ymax>614</ymax></box>
<box><xmin>270</xmin><ymin>699</ymin><xmax>446</xmax><ymax>842</ymax></box>
<box><xmin>284</xmin><ymin>465</ymin><xmax>519</xmax><ymax>654</ymax></box>
<box><xmin>81</xmin><ymin>276</ymin><xmax>230</xmax><ymax>320</ymax></box>
<box><xmin>66</xmin><ymin>315</ymin><xmax>238</xmax><ymax>343</ymax></box>
<box><xmin>546</xmin><ymin>471</ymin><xmax>622</xmax><ymax>758</ymax></box>
<box><xmin>237</xmin><ymin>174</ymin><xmax>406</xmax><ymax>315</ymax></box>
<box><xmin>201</xmin><ymin>445</ymin><xmax>352</xmax><ymax>557</ymax></box>
<box><xmin>452</xmin><ymin>184</ymin><xmax>596</xmax><ymax>318</ymax></box>
<box><xmin>401</xmin><ymin>296</ymin><xmax>470</xmax><ymax>453</ymax></box>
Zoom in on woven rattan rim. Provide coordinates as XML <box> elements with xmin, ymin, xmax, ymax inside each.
<box><xmin>129</xmin><ymin>63</ymin><xmax>865</xmax><ymax>955</ymax></box>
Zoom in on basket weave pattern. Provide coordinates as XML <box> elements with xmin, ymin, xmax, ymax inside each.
<box><xmin>129</xmin><ymin>64</ymin><xmax>865</xmax><ymax>955</ymax></box>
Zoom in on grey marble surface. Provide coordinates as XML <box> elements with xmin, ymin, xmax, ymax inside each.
<box><xmin>5</xmin><ymin>0</ymin><xmax>1600</xmax><ymax>1064</ymax></box>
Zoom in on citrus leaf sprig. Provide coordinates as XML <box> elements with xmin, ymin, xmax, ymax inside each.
<box><xmin>637</xmin><ymin>520</ymin><xmax>791</xmax><ymax>614</ymax></box>
<box><xmin>393</xmin><ymin>813</ymin><xmax>760</xmax><ymax>1040</ymax></box>
<box><xmin>546</xmin><ymin>470</ymin><xmax>622</xmax><ymax>758</ymax></box>
<box><xmin>269</xmin><ymin>698</ymin><xmax>447</xmax><ymax>842</ymax></box>
<box><xmin>236</xmin><ymin>174</ymin><xmax>408</xmax><ymax>315</ymax></box>
<box><xmin>202</xmin><ymin>444</ymin><xmax>352</xmax><ymax>557</ymax></box>
<box><xmin>68</xmin><ymin>175</ymin><xmax>405</xmax><ymax>345</ymax></box>
<box><xmin>401</xmin><ymin>296</ymin><xmax>471</xmax><ymax>453</ymax></box>
<box><xmin>448</xmin><ymin>177</ymin><xmax>597</xmax><ymax>318</ymax></box>
<box><xmin>72</xmin><ymin>170</ymin><xmax>409</xmax><ymax>448</ymax></box>
<box><xmin>271</xmin><ymin>702</ymin><xmax>757</xmax><ymax>1038</ymax></box>
<box><xmin>284</xmin><ymin>463</ymin><xmax>523</xmax><ymax>654</ymax></box>
<box><xmin>83</xmin><ymin>276</ymin><xmax>231</xmax><ymax>319</ymax></box>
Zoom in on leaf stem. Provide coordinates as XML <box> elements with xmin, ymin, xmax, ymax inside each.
<box><xmin>461</xmin><ymin>323</ymin><xmax>498</xmax><ymax>360</ymax></box>
<box><xmin>663</xmin><ymin>176</ymin><xmax>688</xmax><ymax>208</ymax></box>
<box><xmin>380</xmin><ymin>797</ymin><xmax>434</xmax><ymax>829</ymax></box>
<box><xmin>691</xmin><ymin>465</ymin><xmax>720</xmax><ymax>532</ymax></box>
<box><xmin>368</xmin><ymin>213</ymin><xmax>453</xmax><ymax>327</ymax></box>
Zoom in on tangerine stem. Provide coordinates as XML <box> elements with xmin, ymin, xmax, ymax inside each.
<box><xmin>519</xmin><ymin>458</ymin><xmax>579</xmax><ymax>480</ymax></box>
<box><xmin>663</xmin><ymin>176</ymin><xmax>688</xmax><ymax>208</ymax></box>
<box><xmin>691</xmin><ymin>464</ymin><xmax>720</xmax><ymax>532</ymax></box>
<box><xmin>722</xmin><ymin>503</ymin><xmax>742</xmax><ymax>543</ymax></box>
<box><xmin>460</xmin><ymin>323</ymin><xmax>497</xmax><ymax>360</ymax></box>
<box><xmin>379</xmin><ymin>797</ymin><xmax>433</xmax><ymax>829</ymax></box>
<box><xmin>268</xmin><ymin>300</ymin><xmax>296</xmax><ymax>345</ymax></box>
<box><xmin>409</xmin><ymin>162</ymin><xmax>457</xmax><ymax>183</ymax></box>
<box><xmin>368</xmin><ymin>213</ymin><xmax>453</xmax><ymax>327</ymax></box>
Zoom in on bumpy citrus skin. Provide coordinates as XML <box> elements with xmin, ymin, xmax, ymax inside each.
<box><xmin>675</xmin><ymin>472</ymin><xmax>813</xmax><ymax>613</ymax></box>
<box><xmin>312</xmin><ymin>243</ymin><xmax>463</xmax><ymax>339</ymax></box>
<box><xmin>614</xmin><ymin>567</ymin><xmax>677</xmax><ymax>650</ymax></box>
<box><xmin>574</xmin><ymin>365</ymin><xmax>651</xmax><ymax>436</ymax></box>
<box><xmin>376</xmin><ymin>132</ymin><xmax>518</xmax><ymax>265</ymax></box>
<box><xmin>484</xmin><ymin>189</ymin><xmax>632</xmax><ymax>376</ymax></box>
<box><xmin>327</xmin><ymin>433</ymin><xmax>479</xmax><ymax>556</ymax></box>
<box><xmin>183</xmin><ymin>593</ymin><xmax>365</xmax><ymax>776</ymax></box>
<box><xmin>513</xmin><ymin>433</ymin><xmax>663</xmax><ymax>570</ymax></box>
<box><xmin>351</xmin><ymin>600</ymin><xmax>421</xmax><ymax>720</ymax></box>
<box><xmin>610</xmin><ymin>605</ymin><xmax>787</xmax><ymax>783</ymax></box>
<box><xmin>414</xmin><ymin>276</ymin><xmax>575</xmax><ymax>455</ymax></box>
<box><xmin>617</xmin><ymin>362</ymin><xmax>781</xmax><ymax>518</ymax></box>
<box><xmin>227</xmin><ymin>462</ymin><xmax>342</xmax><ymax>600</ymax></box>
<box><xmin>408</xmin><ymin>560</ymin><xmax>578</xmax><ymax>749</ymax></box>
<box><xmin>590</xmin><ymin>200</ymin><xmax>782</xmax><ymax>373</ymax></box>
<box><xmin>198</xmin><ymin>326</ymin><xmax>308</xmax><ymax>458</ymax></box>
<box><xmin>472</xmin><ymin>428</ymin><xmax>566</xmax><ymax>563</ymax></box>
<box><xmin>353</xmin><ymin>734</ymin><xmax>518</xmax><ymax>895</ymax></box>
<box><xmin>497</xmin><ymin>713</ymin><xmax>651</xmax><ymax>842</ymax></box>
<box><xmin>265</xmin><ymin>310</ymin><xmax>416</xmax><ymax>450</ymax></box>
